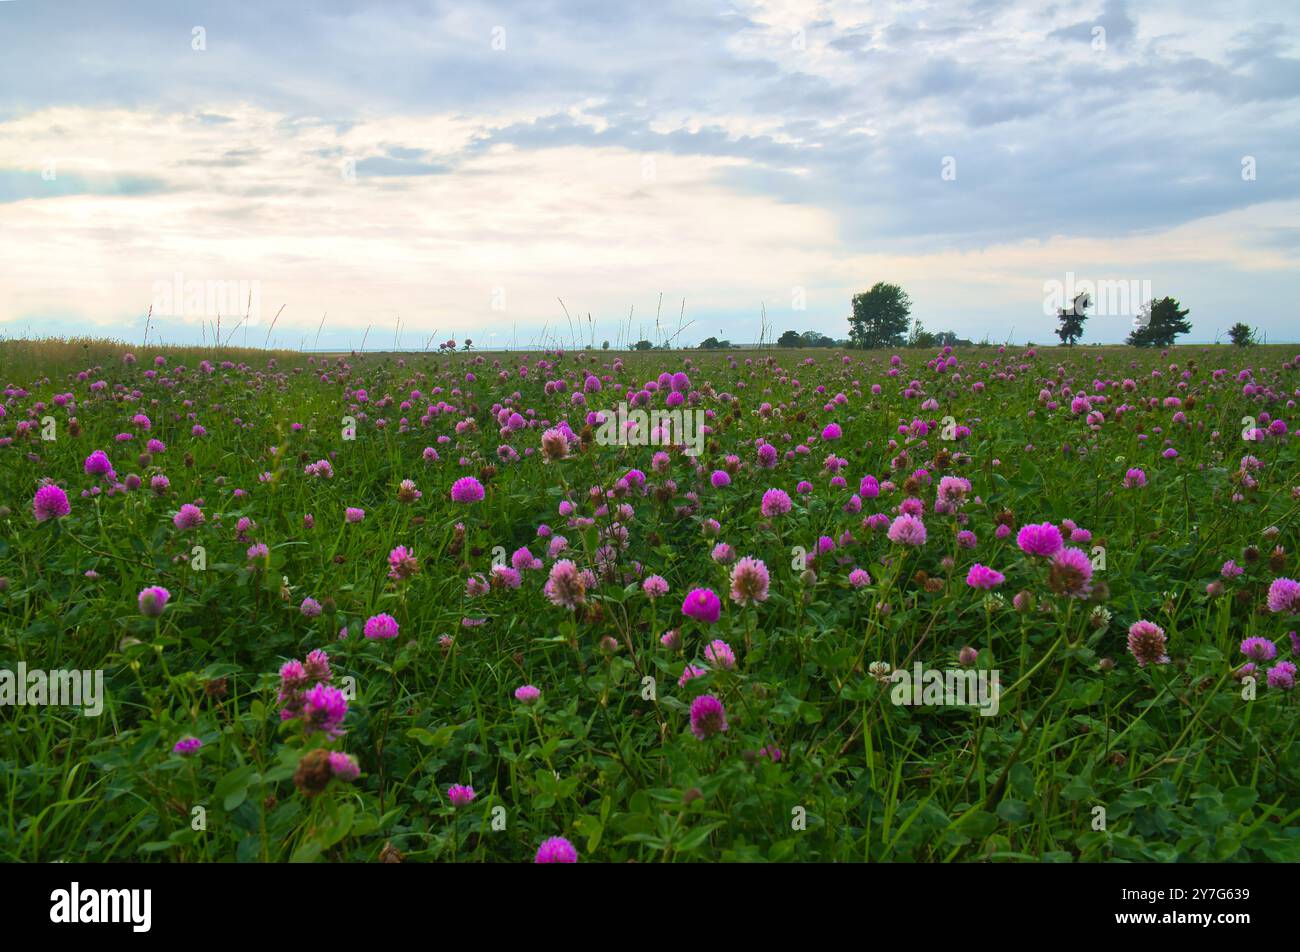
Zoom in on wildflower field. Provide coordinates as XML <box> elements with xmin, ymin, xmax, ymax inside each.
<box><xmin>1</xmin><ymin>338</ymin><xmax>1297</xmax><ymax>863</ymax></box>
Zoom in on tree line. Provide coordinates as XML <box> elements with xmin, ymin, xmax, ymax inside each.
<box><xmin>680</xmin><ymin>280</ymin><xmax>1261</xmax><ymax>350</ymax></box>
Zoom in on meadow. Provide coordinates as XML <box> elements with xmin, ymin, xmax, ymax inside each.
<box><xmin>1</xmin><ymin>337</ymin><xmax>1297</xmax><ymax>863</ymax></box>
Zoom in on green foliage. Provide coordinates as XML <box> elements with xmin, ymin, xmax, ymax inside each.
<box><xmin>849</xmin><ymin>282</ymin><xmax>912</xmax><ymax>349</ymax></box>
<box><xmin>908</xmin><ymin>320</ymin><xmax>937</xmax><ymax>348</ymax></box>
<box><xmin>1228</xmin><ymin>323</ymin><xmax>1254</xmax><ymax>347</ymax></box>
<box><xmin>778</xmin><ymin>330</ymin><xmax>837</xmax><ymax>348</ymax></box>
<box><xmin>0</xmin><ymin>338</ymin><xmax>1296</xmax><ymax>863</ymax></box>
<box><xmin>1128</xmin><ymin>297</ymin><xmax>1192</xmax><ymax>347</ymax></box>
<box><xmin>1055</xmin><ymin>292</ymin><xmax>1089</xmax><ymax>346</ymax></box>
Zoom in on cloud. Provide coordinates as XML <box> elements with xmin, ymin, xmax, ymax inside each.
<box><xmin>0</xmin><ymin>168</ymin><xmax>169</xmax><ymax>203</ymax></box>
<box><xmin>1049</xmin><ymin>0</ymin><xmax>1137</xmax><ymax>49</ymax></box>
<box><xmin>354</xmin><ymin>156</ymin><xmax>451</xmax><ymax>177</ymax></box>
<box><xmin>0</xmin><ymin>0</ymin><xmax>1297</xmax><ymax>343</ymax></box>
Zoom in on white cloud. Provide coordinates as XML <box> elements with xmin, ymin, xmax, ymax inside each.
<box><xmin>1</xmin><ymin>0</ymin><xmax>1299</xmax><ymax>344</ymax></box>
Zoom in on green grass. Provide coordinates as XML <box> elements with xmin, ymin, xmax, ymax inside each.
<box><xmin>0</xmin><ymin>338</ymin><xmax>1297</xmax><ymax>862</ymax></box>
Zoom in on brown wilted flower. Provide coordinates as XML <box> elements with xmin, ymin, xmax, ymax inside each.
<box><xmin>293</xmin><ymin>748</ymin><xmax>333</xmax><ymax>797</ymax></box>
<box><xmin>541</xmin><ymin>428</ymin><xmax>570</xmax><ymax>463</ymax></box>
<box><xmin>1048</xmin><ymin>549</ymin><xmax>1093</xmax><ymax>598</ymax></box>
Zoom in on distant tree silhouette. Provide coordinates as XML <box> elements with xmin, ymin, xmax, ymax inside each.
<box><xmin>1127</xmin><ymin>297</ymin><xmax>1191</xmax><ymax>347</ymax></box>
<box><xmin>849</xmin><ymin>283</ymin><xmax>911</xmax><ymax>349</ymax></box>
<box><xmin>1228</xmin><ymin>322</ymin><xmax>1254</xmax><ymax>347</ymax></box>
<box><xmin>1055</xmin><ymin>292</ymin><xmax>1089</xmax><ymax>346</ymax></box>
<box><xmin>799</xmin><ymin>330</ymin><xmax>836</xmax><ymax>347</ymax></box>
<box><xmin>935</xmin><ymin>331</ymin><xmax>973</xmax><ymax>346</ymax></box>
<box><xmin>907</xmin><ymin>319</ymin><xmax>938</xmax><ymax>348</ymax></box>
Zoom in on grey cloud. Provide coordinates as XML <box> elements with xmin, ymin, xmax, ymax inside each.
<box><xmin>1049</xmin><ymin>0</ymin><xmax>1137</xmax><ymax>49</ymax></box>
<box><xmin>2</xmin><ymin>0</ymin><xmax>1299</xmax><ymax>253</ymax></box>
<box><xmin>355</xmin><ymin>155</ymin><xmax>451</xmax><ymax>176</ymax></box>
<box><xmin>179</xmin><ymin>147</ymin><xmax>266</xmax><ymax>168</ymax></box>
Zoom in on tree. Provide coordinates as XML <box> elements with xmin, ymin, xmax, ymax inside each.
<box><xmin>849</xmin><ymin>283</ymin><xmax>911</xmax><ymax>349</ymax></box>
<box><xmin>634</xmin><ymin>339</ymin><xmax>654</xmax><ymax>351</ymax></box>
<box><xmin>1055</xmin><ymin>292</ymin><xmax>1089</xmax><ymax>346</ymax></box>
<box><xmin>935</xmin><ymin>331</ymin><xmax>973</xmax><ymax>347</ymax></box>
<box><xmin>1127</xmin><ymin>297</ymin><xmax>1191</xmax><ymax>347</ymax></box>
<box><xmin>799</xmin><ymin>330</ymin><xmax>836</xmax><ymax>347</ymax></box>
<box><xmin>777</xmin><ymin>330</ymin><xmax>802</xmax><ymax>348</ymax></box>
<box><xmin>601</xmin><ymin>340</ymin><xmax>610</xmax><ymax>350</ymax></box>
<box><xmin>907</xmin><ymin>319</ymin><xmax>937</xmax><ymax>349</ymax></box>
<box><xmin>698</xmin><ymin>336</ymin><xmax>731</xmax><ymax>350</ymax></box>
<box><xmin>1228</xmin><ymin>322</ymin><xmax>1254</xmax><ymax>347</ymax></box>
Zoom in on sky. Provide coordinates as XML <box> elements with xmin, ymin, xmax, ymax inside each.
<box><xmin>1</xmin><ymin>0</ymin><xmax>1298</xmax><ymax>349</ymax></box>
